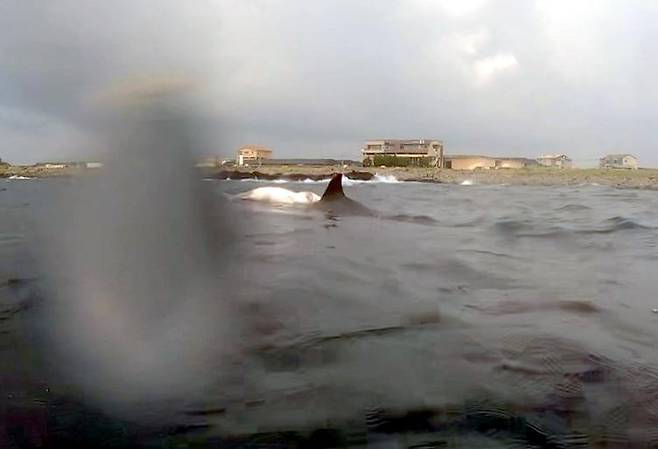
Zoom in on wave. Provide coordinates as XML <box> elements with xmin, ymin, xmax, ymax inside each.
<box><xmin>556</xmin><ymin>204</ymin><xmax>592</xmax><ymax>212</ymax></box>
<box><xmin>579</xmin><ymin>216</ymin><xmax>656</xmax><ymax>234</ymax></box>
<box><xmin>8</xmin><ymin>175</ymin><xmax>34</xmax><ymax>180</ymax></box>
<box><xmin>494</xmin><ymin>219</ymin><xmax>575</xmax><ymax>239</ymax></box>
<box><xmin>494</xmin><ymin>219</ymin><xmax>534</xmax><ymax>233</ymax></box>
<box><xmin>373</xmin><ymin>173</ymin><xmax>400</xmax><ymax>183</ymax></box>
<box><xmin>460</xmin><ymin>179</ymin><xmax>475</xmax><ymax>186</ymax></box>
<box><xmin>342</xmin><ymin>174</ymin><xmax>400</xmax><ymax>185</ymax></box>
<box><xmin>237</xmin><ymin>177</ymin><xmax>328</xmax><ymax>184</ymax></box>
<box><xmin>515</xmin><ymin>228</ymin><xmax>574</xmax><ymax>239</ymax></box>
<box><xmin>495</xmin><ymin>215</ymin><xmax>656</xmax><ymax>238</ymax></box>
<box><xmin>388</xmin><ymin>214</ymin><xmax>438</xmax><ymax>225</ymax></box>
<box><xmin>0</xmin><ymin>233</ymin><xmax>26</xmax><ymax>245</ymax></box>
<box><xmin>456</xmin><ymin>248</ymin><xmax>522</xmax><ymax>260</ymax></box>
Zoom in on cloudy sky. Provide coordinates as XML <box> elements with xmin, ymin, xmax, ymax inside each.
<box><xmin>1</xmin><ymin>0</ymin><xmax>657</xmax><ymax>166</ymax></box>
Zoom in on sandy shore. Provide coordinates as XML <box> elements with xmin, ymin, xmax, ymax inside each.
<box><xmin>3</xmin><ymin>164</ymin><xmax>658</xmax><ymax>190</ymax></box>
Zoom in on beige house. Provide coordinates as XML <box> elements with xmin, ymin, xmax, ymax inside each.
<box><xmin>39</xmin><ymin>162</ymin><xmax>68</xmax><ymax>169</ymax></box>
<box><xmin>444</xmin><ymin>155</ymin><xmax>538</xmax><ymax>170</ymax></box>
<box><xmin>236</xmin><ymin>145</ymin><xmax>273</xmax><ymax>166</ymax></box>
<box><xmin>445</xmin><ymin>155</ymin><xmax>495</xmax><ymax>170</ymax></box>
<box><xmin>362</xmin><ymin>139</ymin><xmax>444</xmax><ymax>167</ymax></box>
<box><xmin>599</xmin><ymin>154</ymin><xmax>638</xmax><ymax>169</ymax></box>
<box><xmin>536</xmin><ymin>154</ymin><xmax>573</xmax><ymax>168</ymax></box>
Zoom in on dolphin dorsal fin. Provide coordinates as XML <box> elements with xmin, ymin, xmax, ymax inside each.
<box><xmin>321</xmin><ymin>173</ymin><xmax>345</xmax><ymax>201</ymax></box>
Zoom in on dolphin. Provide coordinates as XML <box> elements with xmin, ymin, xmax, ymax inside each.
<box><xmin>238</xmin><ymin>173</ymin><xmax>439</xmax><ymax>225</ymax></box>
<box><xmin>311</xmin><ymin>173</ymin><xmax>375</xmax><ymax>217</ymax></box>
<box><xmin>238</xmin><ymin>173</ymin><xmax>375</xmax><ymax>216</ymax></box>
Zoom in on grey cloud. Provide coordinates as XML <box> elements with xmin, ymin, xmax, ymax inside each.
<box><xmin>1</xmin><ymin>0</ymin><xmax>657</xmax><ymax>165</ymax></box>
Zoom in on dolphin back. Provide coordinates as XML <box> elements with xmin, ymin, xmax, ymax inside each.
<box><xmin>321</xmin><ymin>173</ymin><xmax>345</xmax><ymax>201</ymax></box>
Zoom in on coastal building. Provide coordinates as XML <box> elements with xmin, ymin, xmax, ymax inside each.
<box><xmin>236</xmin><ymin>145</ymin><xmax>273</xmax><ymax>166</ymax></box>
<box><xmin>35</xmin><ymin>161</ymin><xmax>103</xmax><ymax>169</ymax></box>
<box><xmin>361</xmin><ymin>139</ymin><xmax>444</xmax><ymax>167</ymax></box>
<box><xmin>196</xmin><ymin>157</ymin><xmax>220</xmax><ymax>168</ymax></box>
<box><xmin>38</xmin><ymin>162</ymin><xmax>68</xmax><ymax>169</ymax></box>
<box><xmin>599</xmin><ymin>154</ymin><xmax>638</xmax><ymax>169</ymax></box>
<box><xmin>444</xmin><ymin>155</ymin><xmax>495</xmax><ymax>170</ymax></box>
<box><xmin>536</xmin><ymin>154</ymin><xmax>573</xmax><ymax>169</ymax></box>
<box><xmin>444</xmin><ymin>155</ymin><xmax>538</xmax><ymax>170</ymax></box>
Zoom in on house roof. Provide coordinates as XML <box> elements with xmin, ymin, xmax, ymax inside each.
<box><xmin>238</xmin><ymin>145</ymin><xmax>272</xmax><ymax>152</ymax></box>
<box><xmin>365</xmin><ymin>139</ymin><xmax>442</xmax><ymax>143</ymax></box>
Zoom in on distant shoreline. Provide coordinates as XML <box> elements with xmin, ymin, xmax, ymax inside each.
<box><xmin>3</xmin><ymin>164</ymin><xmax>658</xmax><ymax>190</ymax></box>
<box><xmin>1</xmin><ymin>165</ymin><xmax>83</xmax><ymax>179</ymax></box>
<box><xmin>204</xmin><ymin>166</ymin><xmax>658</xmax><ymax>190</ymax></box>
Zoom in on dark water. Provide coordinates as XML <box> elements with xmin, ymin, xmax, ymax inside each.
<box><xmin>2</xmin><ymin>178</ymin><xmax>658</xmax><ymax>448</ymax></box>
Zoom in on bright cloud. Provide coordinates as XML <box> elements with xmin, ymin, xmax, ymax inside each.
<box><xmin>473</xmin><ymin>53</ymin><xmax>519</xmax><ymax>85</ymax></box>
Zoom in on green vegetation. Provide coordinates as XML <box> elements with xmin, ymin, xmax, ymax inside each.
<box><xmin>364</xmin><ymin>155</ymin><xmax>432</xmax><ymax>167</ymax></box>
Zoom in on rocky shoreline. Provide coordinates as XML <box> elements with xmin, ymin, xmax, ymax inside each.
<box><xmin>0</xmin><ymin>165</ymin><xmax>81</xmax><ymax>179</ymax></box>
<box><xmin>203</xmin><ymin>166</ymin><xmax>658</xmax><ymax>190</ymax></box>
<box><xmin>3</xmin><ymin>164</ymin><xmax>658</xmax><ymax>190</ymax></box>
<box><xmin>206</xmin><ymin>168</ymin><xmax>377</xmax><ymax>182</ymax></box>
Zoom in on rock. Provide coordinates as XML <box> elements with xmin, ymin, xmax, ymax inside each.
<box><xmin>346</xmin><ymin>170</ymin><xmax>374</xmax><ymax>180</ymax></box>
<box><xmin>210</xmin><ymin>170</ymin><xmax>253</xmax><ymax>180</ymax></box>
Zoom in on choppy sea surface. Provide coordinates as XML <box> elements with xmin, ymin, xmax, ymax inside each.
<box><xmin>2</xmin><ymin>177</ymin><xmax>658</xmax><ymax>448</ymax></box>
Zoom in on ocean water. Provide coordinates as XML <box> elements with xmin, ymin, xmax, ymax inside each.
<box><xmin>2</xmin><ymin>177</ymin><xmax>658</xmax><ymax>448</ymax></box>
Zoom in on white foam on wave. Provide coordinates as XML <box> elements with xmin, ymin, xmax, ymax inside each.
<box><xmin>343</xmin><ymin>173</ymin><xmax>401</xmax><ymax>185</ymax></box>
<box><xmin>227</xmin><ymin>173</ymin><xmax>402</xmax><ymax>185</ymax></box>
<box><xmin>460</xmin><ymin>179</ymin><xmax>475</xmax><ymax>186</ymax></box>
<box><xmin>373</xmin><ymin>173</ymin><xmax>401</xmax><ymax>183</ymax></box>
<box><xmin>8</xmin><ymin>175</ymin><xmax>34</xmax><ymax>180</ymax></box>
<box><xmin>237</xmin><ymin>177</ymin><xmax>327</xmax><ymax>184</ymax></box>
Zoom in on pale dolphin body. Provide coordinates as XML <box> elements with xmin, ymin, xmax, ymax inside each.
<box><xmin>239</xmin><ymin>186</ymin><xmax>321</xmax><ymax>205</ymax></box>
